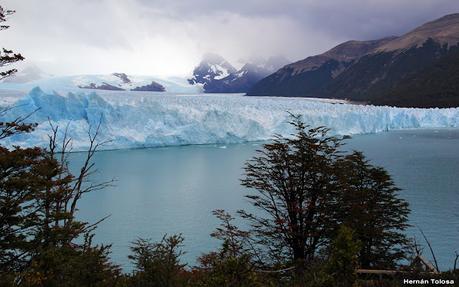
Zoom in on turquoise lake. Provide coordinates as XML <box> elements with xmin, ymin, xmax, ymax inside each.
<box><xmin>72</xmin><ymin>129</ymin><xmax>459</xmax><ymax>271</ymax></box>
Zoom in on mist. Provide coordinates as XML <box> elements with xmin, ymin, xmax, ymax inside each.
<box><xmin>2</xmin><ymin>0</ymin><xmax>459</xmax><ymax>77</ymax></box>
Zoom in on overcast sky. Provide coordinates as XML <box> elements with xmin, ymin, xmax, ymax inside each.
<box><xmin>2</xmin><ymin>0</ymin><xmax>459</xmax><ymax>77</ymax></box>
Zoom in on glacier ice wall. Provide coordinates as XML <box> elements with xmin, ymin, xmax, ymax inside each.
<box><xmin>1</xmin><ymin>87</ymin><xmax>459</xmax><ymax>151</ymax></box>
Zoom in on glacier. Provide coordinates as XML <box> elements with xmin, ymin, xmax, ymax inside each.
<box><xmin>1</xmin><ymin>87</ymin><xmax>459</xmax><ymax>151</ymax></box>
<box><xmin>0</xmin><ymin>74</ymin><xmax>202</xmax><ymax>95</ymax></box>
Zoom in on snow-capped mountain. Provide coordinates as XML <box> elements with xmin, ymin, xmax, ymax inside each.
<box><xmin>188</xmin><ymin>53</ymin><xmax>237</xmax><ymax>88</ymax></box>
<box><xmin>188</xmin><ymin>54</ymin><xmax>288</xmax><ymax>93</ymax></box>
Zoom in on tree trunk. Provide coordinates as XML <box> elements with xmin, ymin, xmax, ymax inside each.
<box><xmin>293</xmin><ymin>246</ymin><xmax>306</xmax><ymax>283</ymax></box>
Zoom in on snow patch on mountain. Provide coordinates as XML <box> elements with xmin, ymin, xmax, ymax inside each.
<box><xmin>213</xmin><ymin>65</ymin><xmax>231</xmax><ymax>80</ymax></box>
<box><xmin>188</xmin><ymin>53</ymin><xmax>237</xmax><ymax>86</ymax></box>
<box><xmin>189</xmin><ymin>54</ymin><xmax>289</xmax><ymax>93</ymax></box>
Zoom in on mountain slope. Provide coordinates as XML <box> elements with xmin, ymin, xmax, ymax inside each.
<box><xmin>373</xmin><ymin>45</ymin><xmax>459</xmax><ymax>108</ymax></box>
<box><xmin>322</xmin><ymin>39</ymin><xmax>451</xmax><ymax>102</ymax></box>
<box><xmin>377</xmin><ymin>13</ymin><xmax>459</xmax><ymax>52</ymax></box>
<box><xmin>248</xmin><ymin>13</ymin><xmax>459</xmax><ymax>108</ymax></box>
<box><xmin>248</xmin><ymin>37</ymin><xmax>395</xmax><ymax>97</ymax></box>
<box><xmin>188</xmin><ymin>53</ymin><xmax>237</xmax><ymax>92</ymax></box>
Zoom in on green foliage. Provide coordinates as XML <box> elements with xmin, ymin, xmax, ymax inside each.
<box><xmin>209</xmin><ymin>210</ymin><xmax>249</xmax><ymax>257</ymax></box>
<box><xmin>325</xmin><ymin>225</ymin><xmax>361</xmax><ymax>287</ymax></box>
<box><xmin>0</xmin><ymin>6</ymin><xmax>37</xmax><ymax>274</ymax></box>
<box><xmin>240</xmin><ymin>115</ymin><xmax>345</xmax><ymax>271</ymax></box>
<box><xmin>0</xmin><ymin>111</ymin><xmax>119</xmax><ymax>286</ymax></box>
<box><xmin>21</xmin><ymin>234</ymin><xmax>120</xmax><ymax>287</ymax></box>
<box><xmin>335</xmin><ymin>152</ymin><xmax>411</xmax><ymax>269</ymax></box>
<box><xmin>0</xmin><ymin>145</ymin><xmax>44</xmax><ymax>272</ymax></box>
<box><xmin>239</xmin><ymin>115</ymin><xmax>410</xmax><ymax>275</ymax></box>
<box><xmin>0</xmin><ymin>143</ymin><xmax>120</xmax><ymax>285</ymax></box>
<box><xmin>193</xmin><ymin>210</ymin><xmax>270</xmax><ymax>287</ymax></box>
<box><xmin>196</xmin><ymin>252</ymin><xmax>264</xmax><ymax>287</ymax></box>
<box><xmin>0</xmin><ymin>146</ymin><xmax>120</xmax><ymax>286</ymax></box>
<box><xmin>128</xmin><ymin>234</ymin><xmax>187</xmax><ymax>287</ymax></box>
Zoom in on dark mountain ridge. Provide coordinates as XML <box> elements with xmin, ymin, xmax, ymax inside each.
<box><xmin>248</xmin><ymin>37</ymin><xmax>395</xmax><ymax>98</ymax></box>
<box><xmin>248</xmin><ymin>13</ymin><xmax>459</xmax><ymax>108</ymax></box>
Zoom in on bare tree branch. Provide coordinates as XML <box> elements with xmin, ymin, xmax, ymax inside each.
<box><xmin>419</xmin><ymin>227</ymin><xmax>440</xmax><ymax>272</ymax></box>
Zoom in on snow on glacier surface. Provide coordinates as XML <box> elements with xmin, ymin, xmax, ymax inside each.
<box><xmin>1</xmin><ymin>87</ymin><xmax>459</xmax><ymax>151</ymax></box>
<box><xmin>0</xmin><ymin>74</ymin><xmax>202</xmax><ymax>95</ymax></box>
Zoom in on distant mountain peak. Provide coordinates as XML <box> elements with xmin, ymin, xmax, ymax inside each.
<box><xmin>188</xmin><ymin>53</ymin><xmax>237</xmax><ymax>86</ymax></box>
<box><xmin>188</xmin><ymin>54</ymin><xmax>287</xmax><ymax>93</ymax></box>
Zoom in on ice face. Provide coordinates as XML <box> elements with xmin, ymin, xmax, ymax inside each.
<box><xmin>1</xmin><ymin>87</ymin><xmax>459</xmax><ymax>151</ymax></box>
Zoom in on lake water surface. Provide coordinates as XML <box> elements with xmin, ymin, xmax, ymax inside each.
<box><xmin>72</xmin><ymin>129</ymin><xmax>459</xmax><ymax>271</ymax></box>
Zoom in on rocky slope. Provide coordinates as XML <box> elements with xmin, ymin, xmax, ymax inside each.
<box><xmin>248</xmin><ymin>13</ymin><xmax>459</xmax><ymax>108</ymax></box>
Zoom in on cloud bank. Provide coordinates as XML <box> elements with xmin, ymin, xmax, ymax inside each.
<box><xmin>2</xmin><ymin>0</ymin><xmax>459</xmax><ymax>77</ymax></box>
